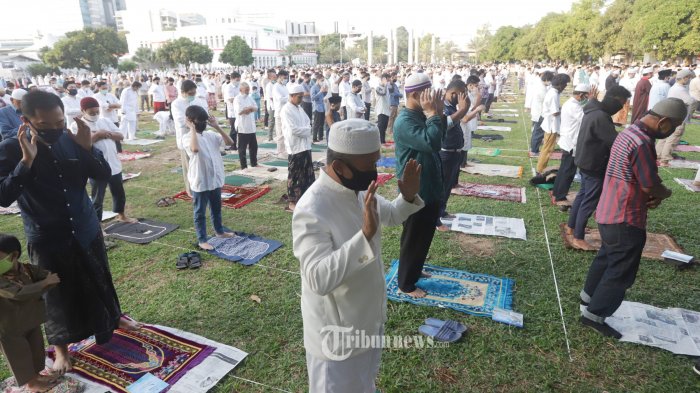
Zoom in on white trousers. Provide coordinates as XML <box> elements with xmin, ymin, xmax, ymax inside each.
<box><xmin>274</xmin><ymin>115</ymin><xmax>286</xmax><ymax>156</ymax></box>
<box><xmin>306</xmin><ymin>347</ymin><xmax>381</xmax><ymax>393</ymax></box>
<box><xmin>120</xmin><ymin>119</ymin><xmax>137</xmax><ymax>140</ymax></box>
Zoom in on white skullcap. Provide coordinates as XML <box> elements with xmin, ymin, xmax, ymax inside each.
<box><xmin>611</xmin><ymin>69</ymin><xmax>620</xmax><ymax>75</ymax></box>
<box><xmin>11</xmin><ymin>89</ymin><xmax>27</xmax><ymax>100</ymax></box>
<box><xmin>404</xmin><ymin>73</ymin><xmax>431</xmax><ymax>93</ymax></box>
<box><xmin>328</xmin><ymin>119</ymin><xmax>381</xmax><ymax>155</ymax></box>
<box><xmin>287</xmin><ymin>83</ymin><xmax>305</xmax><ymax>95</ymax></box>
<box><xmin>574</xmin><ymin>84</ymin><xmax>591</xmax><ymax>93</ymax></box>
<box><xmin>642</xmin><ymin>67</ymin><xmax>653</xmax><ymax>75</ymax></box>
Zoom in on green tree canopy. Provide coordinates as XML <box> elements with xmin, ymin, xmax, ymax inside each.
<box><xmin>43</xmin><ymin>28</ymin><xmax>127</xmax><ymax>72</ymax></box>
<box><xmin>353</xmin><ymin>35</ymin><xmax>388</xmax><ymax>64</ymax></box>
<box><xmin>220</xmin><ymin>36</ymin><xmax>254</xmax><ymax>66</ymax></box>
<box><xmin>117</xmin><ymin>60</ymin><xmax>138</xmax><ymax>73</ymax></box>
<box><xmin>483</xmin><ymin>26</ymin><xmax>523</xmax><ymax>62</ymax></box>
<box><xmin>156</xmin><ymin>38</ymin><xmax>213</xmax><ymax>67</ymax></box>
<box><xmin>318</xmin><ymin>34</ymin><xmax>346</xmax><ymax>64</ymax></box>
<box><xmin>25</xmin><ymin>63</ymin><xmax>60</xmax><ymax>77</ymax></box>
<box><xmin>132</xmin><ymin>47</ymin><xmax>159</xmax><ymax>69</ymax></box>
<box><xmin>469</xmin><ymin>24</ymin><xmax>493</xmax><ymax>63</ymax></box>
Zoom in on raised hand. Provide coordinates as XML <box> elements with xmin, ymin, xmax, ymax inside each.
<box><xmin>457</xmin><ymin>92</ymin><xmax>469</xmax><ymax>111</ymax></box>
<box><xmin>71</xmin><ymin>117</ymin><xmax>92</xmax><ymax>151</ymax></box>
<box><xmin>362</xmin><ymin>181</ymin><xmax>379</xmax><ymax>241</ymax></box>
<box><xmin>420</xmin><ymin>89</ymin><xmax>436</xmax><ymax>115</ymax></box>
<box><xmin>18</xmin><ymin>125</ymin><xmax>37</xmax><ymax>167</ymax></box>
<box><xmin>398</xmin><ymin>159</ymin><xmax>422</xmax><ymax>202</ymax></box>
<box><xmin>434</xmin><ymin>89</ymin><xmax>445</xmax><ymax>115</ymax></box>
<box><xmin>42</xmin><ymin>272</ymin><xmax>61</xmax><ymax>289</ymax></box>
<box><xmin>207</xmin><ymin>115</ymin><xmax>219</xmax><ymax>129</ymax></box>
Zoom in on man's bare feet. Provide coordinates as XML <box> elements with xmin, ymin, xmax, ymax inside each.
<box><xmin>117</xmin><ymin>214</ymin><xmax>138</xmax><ymax>223</ymax></box>
<box><xmin>400</xmin><ymin>288</ymin><xmax>427</xmax><ymax>298</ymax></box>
<box><xmin>571</xmin><ymin>238</ymin><xmax>597</xmax><ymax>251</ymax></box>
<box><xmin>25</xmin><ymin>375</ymin><xmax>56</xmax><ymax>393</ymax></box>
<box><xmin>119</xmin><ymin>316</ymin><xmax>143</xmax><ymax>331</ymax></box>
<box><xmin>436</xmin><ymin>225</ymin><xmax>450</xmax><ymax>232</ymax></box>
<box><xmin>421</xmin><ymin>271</ymin><xmax>432</xmax><ymax>278</ymax></box>
<box><xmin>198</xmin><ymin>242</ymin><xmax>214</xmax><ymax>250</ymax></box>
<box><xmin>52</xmin><ymin>345</ymin><xmax>72</xmax><ymax>374</ymax></box>
<box><xmin>555</xmin><ymin>200</ymin><xmax>571</xmax><ymax>207</ymax></box>
<box><xmin>216</xmin><ymin>231</ymin><xmax>234</xmax><ymax>238</ymax></box>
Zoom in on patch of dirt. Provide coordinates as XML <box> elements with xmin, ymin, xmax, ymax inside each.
<box><xmin>433</xmin><ymin>367</ymin><xmax>458</xmax><ymax>385</ymax></box>
<box><xmin>121</xmin><ymin>145</ymin><xmax>181</xmax><ymax>174</ymax></box>
<box><xmin>454</xmin><ymin>234</ymin><xmax>497</xmax><ymax>258</ymax></box>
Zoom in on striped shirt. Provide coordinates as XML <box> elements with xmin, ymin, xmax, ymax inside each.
<box><xmin>595</xmin><ymin>122</ymin><xmax>661</xmax><ymax>229</ymax></box>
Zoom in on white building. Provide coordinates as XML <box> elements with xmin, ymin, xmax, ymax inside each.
<box><xmin>124</xmin><ymin>14</ymin><xmax>317</xmax><ymax>67</ymax></box>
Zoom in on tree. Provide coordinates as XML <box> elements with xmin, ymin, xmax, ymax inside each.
<box><xmin>156</xmin><ymin>38</ymin><xmax>213</xmax><ymax>67</ymax></box>
<box><xmin>469</xmin><ymin>24</ymin><xmax>493</xmax><ymax>63</ymax></box>
<box><xmin>43</xmin><ymin>28</ymin><xmax>127</xmax><ymax>72</ymax></box>
<box><xmin>220</xmin><ymin>36</ymin><xmax>254</xmax><ymax>66</ymax></box>
<box><xmin>282</xmin><ymin>44</ymin><xmax>303</xmax><ymax>66</ymax></box>
<box><xmin>544</xmin><ymin>0</ymin><xmax>603</xmax><ymax>63</ymax></box>
<box><xmin>395</xmin><ymin>26</ymin><xmax>409</xmax><ymax>63</ymax></box>
<box><xmin>436</xmin><ymin>40</ymin><xmax>459</xmax><ymax>63</ymax></box>
<box><xmin>353</xmin><ymin>35</ymin><xmax>388</xmax><ymax>64</ymax></box>
<box><xmin>318</xmin><ymin>34</ymin><xmax>346</xmax><ymax>64</ymax></box>
<box><xmin>25</xmin><ymin>63</ymin><xmax>60</xmax><ymax>77</ymax></box>
<box><xmin>593</xmin><ymin>0</ymin><xmax>636</xmax><ymax>61</ymax></box>
<box><xmin>132</xmin><ymin>47</ymin><xmax>159</xmax><ymax>69</ymax></box>
<box><xmin>484</xmin><ymin>26</ymin><xmax>523</xmax><ymax>62</ymax></box>
<box><xmin>631</xmin><ymin>0</ymin><xmax>700</xmax><ymax>59</ymax></box>
<box><xmin>117</xmin><ymin>60</ymin><xmax>138</xmax><ymax>72</ymax></box>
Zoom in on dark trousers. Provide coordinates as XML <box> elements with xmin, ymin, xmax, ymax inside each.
<box><xmin>552</xmin><ymin>150</ymin><xmax>577</xmax><ymax>201</ymax></box>
<box><xmin>567</xmin><ymin>172</ymin><xmax>604</xmax><ymax>240</ymax></box>
<box><xmin>484</xmin><ymin>93</ymin><xmax>495</xmax><ymax>112</ymax></box>
<box><xmin>264</xmin><ymin>105</ymin><xmax>269</xmax><ymax>127</ymax></box>
<box><xmin>583</xmin><ymin>223</ymin><xmax>646</xmax><ymax>319</ymax></box>
<box><xmin>228</xmin><ymin>118</ymin><xmax>237</xmax><ymax>148</ymax></box>
<box><xmin>341</xmin><ymin>106</ymin><xmax>347</xmax><ymax>120</ymax></box>
<box><xmin>312</xmin><ymin>111</ymin><xmax>325</xmax><ymax>141</ymax></box>
<box><xmin>302</xmin><ymin>102</ymin><xmax>313</xmax><ymax>126</ymax></box>
<box><xmin>438</xmin><ymin>150</ymin><xmax>462</xmax><ymax>221</ymax></box>
<box><xmin>461</xmin><ymin>150</ymin><xmax>468</xmax><ymax>167</ymax></box>
<box><xmin>364</xmin><ymin>103</ymin><xmax>371</xmax><ymax>120</ymax></box>
<box><xmin>398</xmin><ymin>202</ymin><xmax>440</xmax><ymax>292</ymax></box>
<box><xmin>530</xmin><ymin>117</ymin><xmax>544</xmax><ymax>153</ymax></box>
<box><xmin>377</xmin><ymin>114</ymin><xmax>389</xmax><ymax>143</ymax></box>
<box><xmin>114</xmin><ymin>122</ymin><xmax>122</xmax><ymax>153</ymax></box>
<box><xmin>238</xmin><ymin>133</ymin><xmax>258</xmax><ymax>169</ymax></box>
<box><xmin>90</xmin><ymin>173</ymin><xmax>126</xmax><ymax>221</ymax></box>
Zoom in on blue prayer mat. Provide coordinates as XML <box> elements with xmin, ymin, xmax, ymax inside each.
<box><xmin>207</xmin><ymin>232</ymin><xmax>282</xmax><ymax>266</ymax></box>
<box><xmin>385</xmin><ymin>259</ymin><xmax>514</xmax><ymax>318</ymax></box>
<box><xmin>376</xmin><ymin>157</ymin><xmax>397</xmax><ymax>168</ymax></box>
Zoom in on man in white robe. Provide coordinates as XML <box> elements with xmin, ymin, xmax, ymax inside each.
<box><xmin>119</xmin><ymin>81</ymin><xmax>140</xmax><ymax>140</ymax></box>
<box><xmin>293</xmin><ymin>119</ymin><xmax>424</xmax><ymax>393</ymax></box>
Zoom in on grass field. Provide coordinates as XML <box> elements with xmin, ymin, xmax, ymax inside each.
<box><xmin>1</xmin><ymin>84</ymin><xmax>699</xmax><ymax>393</ymax></box>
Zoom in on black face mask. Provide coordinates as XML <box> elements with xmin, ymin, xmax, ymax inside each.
<box><xmin>334</xmin><ymin>161</ymin><xmax>377</xmax><ymax>191</ymax></box>
<box><xmin>35</xmin><ymin>127</ymin><xmax>64</xmax><ymax>144</ymax></box>
<box><xmin>600</xmin><ymin>96</ymin><xmax>623</xmax><ymax>115</ymax></box>
<box><xmin>68</xmin><ymin>88</ymin><xmax>78</xmax><ymax>96</ymax></box>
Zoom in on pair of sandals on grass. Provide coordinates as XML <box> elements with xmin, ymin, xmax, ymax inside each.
<box><xmin>176</xmin><ymin>251</ymin><xmax>202</xmax><ymax>270</ymax></box>
<box><xmin>156</xmin><ymin>197</ymin><xmax>177</xmax><ymax>207</ymax></box>
<box><xmin>418</xmin><ymin>318</ymin><xmax>468</xmax><ymax>343</ymax></box>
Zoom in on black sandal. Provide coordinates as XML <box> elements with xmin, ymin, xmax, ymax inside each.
<box><xmin>188</xmin><ymin>252</ymin><xmax>202</xmax><ymax>269</ymax></box>
<box><xmin>176</xmin><ymin>253</ymin><xmax>189</xmax><ymax>270</ymax></box>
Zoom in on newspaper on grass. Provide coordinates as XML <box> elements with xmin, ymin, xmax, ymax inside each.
<box><xmin>605</xmin><ymin>301</ymin><xmax>700</xmax><ymax>356</ymax></box>
<box><xmin>442</xmin><ymin>214</ymin><xmax>527</xmax><ymax>240</ymax></box>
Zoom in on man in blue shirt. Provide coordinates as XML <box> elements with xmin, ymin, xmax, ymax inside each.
<box><xmin>0</xmin><ymin>89</ymin><xmax>26</xmax><ymax>140</ymax></box>
<box><xmin>0</xmin><ymin>90</ymin><xmax>141</xmax><ymax>374</ymax></box>
<box><xmin>310</xmin><ymin>72</ymin><xmax>327</xmax><ymax>142</ymax></box>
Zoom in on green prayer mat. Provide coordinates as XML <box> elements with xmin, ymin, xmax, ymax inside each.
<box><xmin>679</xmin><ymin>140</ymin><xmax>689</xmax><ymax>145</ymax></box>
<box><xmin>471</xmin><ymin>147</ymin><xmax>502</xmax><ymax>157</ymax></box>
<box><xmin>223</xmin><ymin>154</ymin><xmax>240</xmax><ymax>162</ymax></box>
<box><xmin>257</xmin><ymin>143</ymin><xmax>326</xmax><ymax>152</ymax></box>
<box><xmin>225</xmin><ymin>174</ymin><xmax>257</xmax><ymax>186</ymax></box>
<box><xmin>262</xmin><ymin>160</ymin><xmax>289</xmax><ymax>167</ymax></box>
<box><xmin>536</xmin><ymin>183</ymin><xmax>554</xmax><ymax>190</ymax></box>
<box><xmin>256</xmin><ymin>130</ymin><xmax>268</xmax><ymax>136</ymax></box>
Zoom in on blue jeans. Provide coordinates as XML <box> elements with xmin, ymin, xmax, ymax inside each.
<box><xmin>192</xmin><ymin>188</ymin><xmax>224</xmax><ymax>243</ymax></box>
<box><xmin>438</xmin><ymin>150</ymin><xmax>462</xmax><ymax>222</ymax></box>
<box><xmin>530</xmin><ymin>117</ymin><xmax>544</xmax><ymax>153</ymax></box>
<box><xmin>567</xmin><ymin>172</ymin><xmax>604</xmax><ymax>240</ymax></box>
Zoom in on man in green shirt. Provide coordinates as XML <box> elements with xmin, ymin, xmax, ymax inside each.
<box><xmin>394</xmin><ymin>73</ymin><xmax>445</xmax><ymax>298</ymax></box>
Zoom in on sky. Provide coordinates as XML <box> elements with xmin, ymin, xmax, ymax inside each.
<box><xmin>5</xmin><ymin>0</ymin><xmax>577</xmax><ymax>47</ymax></box>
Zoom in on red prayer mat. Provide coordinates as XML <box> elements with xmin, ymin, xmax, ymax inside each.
<box><xmin>376</xmin><ymin>173</ymin><xmax>395</xmax><ymax>186</ymax></box>
<box><xmin>451</xmin><ymin>182</ymin><xmax>526</xmax><ymax>203</ymax></box>
<box><xmin>117</xmin><ymin>151</ymin><xmax>151</xmax><ymax>162</ymax></box>
<box><xmin>173</xmin><ymin>185</ymin><xmax>270</xmax><ymax>209</ymax></box>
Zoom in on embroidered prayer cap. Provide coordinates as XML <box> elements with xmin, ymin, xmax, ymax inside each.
<box><xmin>287</xmin><ymin>83</ymin><xmax>305</xmax><ymax>95</ymax></box>
<box><xmin>574</xmin><ymin>84</ymin><xmax>591</xmax><ymax>93</ymax></box>
<box><xmin>328</xmin><ymin>119</ymin><xmax>381</xmax><ymax>155</ymax></box>
<box><xmin>80</xmin><ymin>97</ymin><xmax>100</xmax><ymax>110</ymax></box>
<box><xmin>11</xmin><ymin>89</ymin><xmax>27</xmax><ymax>100</ymax></box>
<box><xmin>651</xmin><ymin>98</ymin><xmax>688</xmax><ymax>121</ymax></box>
<box><xmin>404</xmin><ymin>73</ymin><xmax>432</xmax><ymax>94</ymax></box>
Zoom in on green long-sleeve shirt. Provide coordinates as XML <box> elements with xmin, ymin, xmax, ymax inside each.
<box><xmin>393</xmin><ymin>107</ymin><xmax>446</xmax><ymax>205</ymax></box>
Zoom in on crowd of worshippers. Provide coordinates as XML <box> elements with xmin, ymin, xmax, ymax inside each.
<box><xmin>0</xmin><ymin>59</ymin><xmax>697</xmax><ymax>392</ymax></box>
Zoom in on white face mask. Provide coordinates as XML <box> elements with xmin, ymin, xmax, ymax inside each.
<box><xmin>83</xmin><ymin>113</ymin><xmax>99</xmax><ymax>122</ymax></box>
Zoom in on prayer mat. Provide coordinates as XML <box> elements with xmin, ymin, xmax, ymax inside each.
<box><xmin>494</xmin><ymin>113</ymin><xmax>519</xmax><ymax>117</ymax></box>
<box><xmin>261</xmin><ymin>160</ymin><xmax>289</xmax><ymax>167</ymax></box>
<box><xmin>558</xmin><ymin>223</ymin><xmax>684</xmax><ymax>260</ymax></box>
<box><xmin>122</xmin><ymin>172</ymin><xmax>141</xmax><ymax>181</ymax></box>
<box><xmin>483</xmin><ymin>118</ymin><xmax>517</xmax><ymax>124</ymax></box>
<box><xmin>477</xmin><ymin>125</ymin><xmax>511</xmax><ymax>132</ymax></box>
<box><xmin>473</xmin><ymin>133</ymin><xmax>504</xmax><ymax>141</ymax></box>
<box><xmin>233</xmin><ymin>166</ymin><xmax>288</xmax><ymax>182</ymax></box>
<box><xmin>461</xmin><ymin>163</ymin><xmax>523</xmax><ymax>179</ymax></box>
<box><xmin>118</xmin><ymin>151</ymin><xmax>151</xmax><ymax>162</ymax></box>
<box><xmin>549</xmin><ymin>151</ymin><xmax>563</xmax><ymax>160</ymax></box>
<box><xmin>385</xmin><ymin>260</ymin><xmax>514</xmax><ymax>318</ymax></box>
<box><xmin>376</xmin><ymin>157</ymin><xmax>397</xmax><ymax>168</ymax></box>
<box><xmin>675</xmin><ymin>178</ymin><xmax>700</xmax><ymax>192</ymax></box>
<box><xmin>668</xmin><ymin>160</ymin><xmax>700</xmax><ymax>169</ymax></box>
<box><xmin>471</xmin><ymin>147</ymin><xmax>502</xmax><ymax>157</ymax></box>
<box><xmin>207</xmin><ymin>232</ymin><xmax>282</xmax><ymax>265</ymax></box>
<box><xmin>451</xmin><ymin>182</ymin><xmax>526</xmax><ymax>203</ymax></box>
<box><xmin>1</xmin><ymin>375</ymin><xmax>84</xmax><ymax>393</ymax></box>
<box><xmin>376</xmin><ymin>173</ymin><xmax>395</xmax><ymax>186</ymax></box>
<box><xmin>0</xmin><ymin>202</ymin><xmax>19</xmax><ymax>215</ymax></box>
<box><xmin>382</xmin><ymin>141</ymin><xmax>395</xmax><ymax>150</ymax></box>
<box><xmin>102</xmin><ymin>211</ymin><xmax>118</xmax><ymax>221</ymax></box>
<box><xmin>224</xmin><ymin>174</ymin><xmax>258</xmax><ymax>186</ymax></box>
<box><xmin>121</xmin><ymin>138</ymin><xmax>162</xmax><ymax>146</ymax></box>
<box><xmin>489</xmin><ymin>109</ymin><xmax>518</xmax><ymax>112</ymax></box>
<box><xmin>173</xmin><ymin>185</ymin><xmax>270</xmax><ymax>209</ymax></box>
<box><xmin>104</xmin><ymin>219</ymin><xmax>178</xmax><ymax>244</ymax></box>
<box><xmin>256</xmin><ymin>130</ymin><xmax>267</xmax><ymax>136</ymax></box>
<box><xmin>535</xmin><ymin>183</ymin><xmax>554</xmax><ymax>190</ymax></box>
<box><xmin>222</xmin><ymin>153</ymin><xmax>239</xmax><ymax>162</ymax></box>
<box><xmin>674</xmin><ymin>145</ymin><xmax>700</xmax><ymax>152</ymax></box>
<box><xmin>46</xmin><ymin>324</ymin><xmax>216</xmax><ymax>393</ymax></box>
<box><xmin>257</xmin><ymin>142</ymin><xmax>326</xmax><ymax>153</ymax></box>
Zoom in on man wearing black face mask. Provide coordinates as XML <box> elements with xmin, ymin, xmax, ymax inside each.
<box><xmin>0</xmin><ymin>90</ymin><xmax>141</xmax><ymax>374</ymax></box>
<box><xmin>292</xmin><ymin>119</ymin><xmax>424</xmax><ymax>393</ymax></box>
<box><xmin>566</xmin><ymin>86</ymin><xmax>632</xmax><ymax>251</ymax></box>
<box><xmin>579</xmin><ymin>98</ymin><xmax>686</xmax><ymax>339</ymax></box>
<box><xmin>61</xmin><ymin>81</ymin><xmax>81</xmax><ymax>130</ymax></box>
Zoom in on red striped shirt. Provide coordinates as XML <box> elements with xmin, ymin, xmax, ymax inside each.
<box><xmin>595</xmin><ymin>122</ymin><xmax>661</xmax><ymax>229</ymax></box>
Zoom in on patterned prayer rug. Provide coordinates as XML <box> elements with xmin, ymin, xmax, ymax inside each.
<box><xmin>104</xmin><ymin>219</ymin><xmax>179</xmax><ymax>244</ymax></box>
<box><xmin>117</xmin><ymin>151</ymin><xmax>151</xmax><ymax>162</ymax></box>
<box><xmin>549</xmin><ymin>151</ymin><xmax>563</xmax><ymax>160</ymax></box>
<box><xmin>376</xmin><ymin>157</ymin><xmax>397</xmax><ymax>168</ymax></box>
<box><xmin>121</xmin><ymin>139</ymin><xmax>163</xmax><ymax>146</ymax></box>
<box><xmin>674</xmin><ymin>178</ymin><xmax>700</xmax><ymax>192</ymax></box>
<box><xmin>47</xmin><ymin>325</ymin><xmax>215</xmax><ymax>393</ymax></box>
<box><xmin>558</xmin><ymin>223</ymin><xmax>684</xmax><ymax>260</ymax></box>
<box><xmin>207</xmin><ymin>232</ymin><xmax>282</xmax><ymax>265</ymax></box>
<box><xmin>376</xmin><ymin>173</ymin><xmax>395</xmax><ymax>186</ymax></box>
<box><xmin>668</xmin><ymin>160</ymin><xmax>700</xmax><ymax>169</ymax></box>
<box><xmin>385</xmin><ymin>260</ymin><xmax>514</xmax><ymax>317</ymax></box>
<box><xmin>470</xmin><ymin>147</ymin><xmax>501</xmax><ymax>157</ymax></box>
<box><xmin>674</xmin><ymin>145</ymin><xmax>700</xmax><ymax>153</ymax></box>
<box><xmin>0</xmin><ymin>202</ymin><xmax>19</xmax><ymax>215</ymax></box>
<box><xmin>382</xmin><ymin>141</ymin><xmax>395</xmax><ymax>150</ymax></box>
<box><xmin>461</xmin><ymin>163</ymin><xmax>523</xmax><ymax>178</ymax></box>
<box><xmin>173</xmin><ymin>185</ymin><xmax>270</xmax><ymax>209</ymax></box>
<box><xmin>451</xmin><ymin>182</ymin><xmax>526</xmax><ymax>203</ymax></box>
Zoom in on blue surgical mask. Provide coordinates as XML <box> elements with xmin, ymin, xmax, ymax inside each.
<box><xmin>187</xmin><ymin>96</ymin><xmax>195</xmax><ymax>103</ymax></box>
<box><xmin>280</xmin><ymin>78</ymin><xmax>288</xmax><ymax>85</ymax></box>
